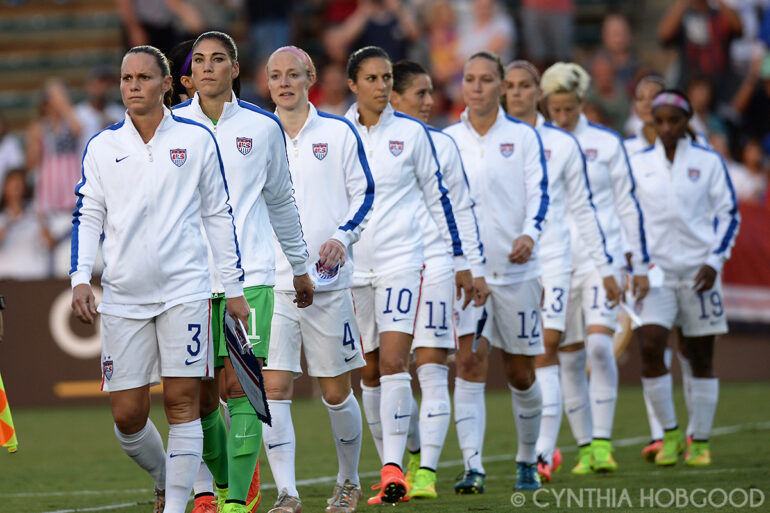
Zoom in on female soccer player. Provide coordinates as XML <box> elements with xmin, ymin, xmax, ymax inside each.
<box><xmin>503</xmin><ymin>60</ymin><xmax>618</xmax><ymax>482</ymax></box>
<box><xmin>259</xmin><ymin>45</ymin><xmax>374</xmax><ymax>513</ymax></box>
<box><xmin>168</xmin><ymin>40</ymin><xmax>195</xmax><ymax>106</ymax></box>
<box><xmin>631</xmin><ymin>90</ymin><xmax>738</xmax><ymax>467</ymax></box>
<box><xmin>343</xmin><ymin>46</ymin><xmax>468</xmax><ymax>504</ymax></box>
<box><xmin>444</xmin><ymin>51</ymin><xmax>549</xmax><ymax>492</ymax></box>
<box><xmin>174</xmin><ymin>32</ymin><xmax>314</xmax><ymax>513</ymax></box>
<box><xmin>71</xmin><ymin>45</ymin><xmax>250</xmax><ymax>513</ymax></box>
<box><xmin>387</xmin><ymin>59</ymin><xmax>487</xmax><ymax>499</ymax></box>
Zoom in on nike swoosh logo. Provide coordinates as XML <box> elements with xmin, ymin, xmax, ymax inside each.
<box><xmin>595</xmin><ymin>398</ymin><xmax>615</xmax><ymax>404</ymax></box>
<box><xmin>235</xmin><ymin>433</ymin><xmax>259</xmax><ymax>439</ymax></box>
<box><xmin>340</xmin><ymin>437</ymin><xmax>359</xmax><ymax>443</ymax></box>
<box><xmin>434</xmin><ymin>331</ymin><xmax>448</xmax><ymax>337</ymax></box>
<box><xmin>344</xmin><ymin>355</ymin><xmax>358</xmax><ymax>362</ymax></box>
<box><xmin>528</xmin><ymin>340</ymin><xmax>538</xmax><ymax>346</ymax></box>
<box><xmin>427</xmin><ymin>412</ymin><xmax>449</xmax><ymax>418</ymax></box>
<box><xmin>567</xmin><ymin>404</ymin><xmax>586</xmax><ymax>414</ymax></box>
<box><xmin>185</xmin><ymin>358</ymin><xmax>201</xmax><ymax>365</ymax></box>
<box><xmin>518</xmin><ymin>413</ymin><xmax>540</xmax><ymax>419</ymax></box>
<box><xmin>115</xmin><ymin>156</ymin><xmax>128</xmax><ymax>162</ymax></box>
<box><xmin>169</xmin><ymin>452</ymin><xmax>198</xmax><ymax>458</ymax></box>
<box><xmin>394</xmin><ymin>413</ymin><xmax>411</xmax><ymax>419</ymax></box>
<box><xmin>392</xmin><ymin>317</ymin><xmax>409</xmax><ymax>322</ymax></box>
<box><xmin>455</xmin><ymin>416</ymin><xmax>473</xmax><ymax>424</ymax></box>
<box><xmin>268</xmin><ymin>442</ymin><xmax>291</xmax><ymax>450</ymax></box>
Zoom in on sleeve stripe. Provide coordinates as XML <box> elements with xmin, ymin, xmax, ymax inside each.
<box><xmin>620</xmin><ymin>137</ymin><xmax>650</xmax><ymax>263</ymax></box>
<box><xmin>532</xmin><ymin>126</ymin><xmax>549</xmax><ymax>231</ymax></box>
<box><xmin>714</xmin><ymin>154</ymin><xmax>740</xmax><ymax>255</ymax></box>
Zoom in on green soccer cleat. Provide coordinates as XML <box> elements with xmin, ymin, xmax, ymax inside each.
<box><xmin>454</xmin><ymin>469</ymin><xmax>485</xmax><ymax>494</ymax></box>
<box><xmin>571</xmin><ymin>445</ymin><xmax>594</xmax><ymax>475</ymax></box>
<box><xmin>410</xmin><ymin>468</ymin><xmax>438</xmax><ymax>499</ymax></box>
<box><xmin>655</xmin><ymin>428</ymin><xmax>684</xmax><ymax>466</ymax></box>
<box><xmin>405</xmin><ymin>451</ymin><xmax>420</xmax><ymax>491</ymax></box>
<box><xmin>221</xmin><ymin>504</ymin><xmax>249</xmax><ymax>513</ymax></box>
<box><xmin>215</xmin><ymin>486</ymin><xmax>228</xmax><ymax>513</ymax></box>
<box><xmin>515</xmin><ymin>461</ymin><xmax>542</xmax><ymax>491</ymax></box>
<box><xmin>591</xmin><ymin>439</ymin><xmax>618</xmax><ymax>472</ymax></box>
<box><xmin>685</xmin><ymin>440</ymin><xmax>711</xmax><ymax>466</ymax></box>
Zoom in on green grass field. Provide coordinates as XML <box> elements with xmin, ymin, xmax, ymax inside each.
<box><xmin>2</xmin><ymin>382</ymin><xmax>769</xmax><ymax>513</ymax></box>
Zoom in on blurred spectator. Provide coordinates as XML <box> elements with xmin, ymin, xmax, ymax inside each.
<box><xmin>117</xmin><ymin>0</ymin><xmax>181</xmax><ymax>54</ymax></box>
<box><xmin>687</xmin><ymin>75</ymin><xmax>728</xmax><ymax>138</ymax></box>
<box><xmin>586</xmin><ymin>53</ymin><xmax>630</xmax><ymax>133</ymax></box>
<box><xmin>0</xmin><ymin>170</ymin><xmax>55</xmax><ymax>280</ymax></box>
<box><xmin>725</xmin><ymin>0</ymin><xmax>769</xmax><ymax>75</ymax></box>
<box><xmin>520</xmin><ymin>0</ymin><xmax>574</xmax><ymax>67</ymax></box>
<box><xmin>315</xmin><ymin>63</ymin><xmax>353</xmax><ymax>116</ymax></box>
<box><xmin>241</xmin><ymin>59</ymin><xmax>273</xmax><ymax>110</ymax></box>
<box><xmin>457</xmin><ymin>0</ymin><xmax>515</xmax><ymax>63</ymax></box>
<box><xmin>246</xmin><ymin>0</ymin><xmax>293</xmax><ymax>63</ymax></box>
<box><xmin>74</xmin><ymin>67</ymin><xmax>124</xmax><ymax>158</ymax></box>
<box><xmin>731</xmin><ymin>51</ymin><xmax>770</xmax><ymax>142</ymax></box>
<box><xmin>597</xmin><ymin>13</ymin><xmax>639</xmax><ymax>95</ymax></box>
<box><xmin>423</xmin><ymin>0</ymin><xmax>463</xmax><ymax>104</ymax></box>
<box><xmin>715</xmin><ymin>136</ymin><xmax>768</xmax><ymax>202</ymax></box>
<box><xmin>323</xmin><ymin>0</ymin><xmax>419</xmax><ymax>64</ymax></box>
<box><xmin>658</xmin><ymin>0</ymin><xmax>743</xmax><ymax>101</ymax></box>
<box><xmin>0</xmin><ymin>114</ymin><xmax>24</xmax><ymax>187</ymax></box>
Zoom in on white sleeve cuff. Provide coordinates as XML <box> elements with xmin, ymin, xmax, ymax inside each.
<box><xmin>453</xmin><ymin>255</ymin><xmax>470</xmax><ymax>272</ymax></box>
<box><xmin>292</xmin><ymin>260</ymin><xmax>309</xmax><ymax>277</ymax></box>
<box><xmin>224</xmin><ymin>282</ymin><xmax>245</xmax><ymax>299</ymax></box>
<box><xmin>705</xmin><ymin>254</ymin><xmax>724</xmax><ymax>274</ymax></box>
<box><xmin>631</xmin><ymin>259</ymin><xmax>649</xmax><ymax>276</ymax></box>
<box><xmin>521</xmin><ymin>224</ymin><xmax>540</xmax><ymax>243</ymax></box>
<box><xmin>70</xmin><ymin>271</ymin><xmax>92</xmax><ymax>288</ymax></box>
<box><xmin>470</xmin><ymin>262</ymin><xmax>485</xmax><ymax>278</ymax></box>
<box><xmin>331</xmin><ymin>229</ymin><xmax>353</xmax><ymax>249</ymax></box>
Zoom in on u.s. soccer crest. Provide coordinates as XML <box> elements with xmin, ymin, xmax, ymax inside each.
<box><xmin>236</xmin><ymin>137</ymin><xmax>252</xmax><ymax>155</ymax></box>
<box><xmin>389</xmin><ymin>140</ymin><xmax>404</xmax><ymax>156</ymax></box>
<box><xmin>500</xmin><ymin>143</ymin><xmax>514</xmax><ymax>158</ymax></box>
<box><xmin>170</xmin><ymin>148</ymin><xmax>187</xmax><ymax>167</ymax></box>
<box><xmin>544</xmin><ymin>149</ymin><xmax>552</xmax><ymax>160</ymax></box>
<box><xmin>313</xmin><ymin>143</ymin><xmax>328</xmax><ymax>161</ymax></box>
<box><xmin>688</xmin><ymin>168</ymin><xmax>701</xmax><ymax>182</ymax></box>
<box><xmin>103</xmin><ymin>358</ymin><xmax>113</xmax><ymax>380</ymax></box>
<box><xmin>584</xmin><ymin>148</ymin><xmax>598</xmax><ymax>161</ymax></box>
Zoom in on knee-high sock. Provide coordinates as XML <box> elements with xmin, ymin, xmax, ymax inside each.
<box><xmin>323</xmin><ymin>391</ymin><xmax>362</xmax><ymax>486</ymax></box>
<box><xmin>690</xmin><ymin>378</ymin><xmax>719</xmax><ymax>441</ymax></box>
<box><xmin>201</xmin><ymin>409</ymin><xmax>229</xmax><ymax>488</ymax></box>
<box><xmin>534</xmin><ymin>365</ymin><xmax>561</xmax><ymax>465</ymax></box>
<box><xmin>262</xmin><ymin>399</ymin><xmax>297</xmax><ymax>498</ymax></box>
<box><xmin>164</xmin><ymin>419</ymin><xmax>204</xmax><ymax>513</ymax></box>
<box><xmin>417</xmin><ymin>364</ymin><xmax>450</xmax><ymax>470</ymax></box>
<box><xmin>360</xmin><ymin>382</ymin><xmax>383</xmax><ymax>462</ymax></box>
<box><xmin>406</xmin><ymin>394</ymin><xmax>421</xmax><ymax>454</ymax></box>
<box><xmin>644</xmin><ymin>348</ymin><xmax>672</xmax><ymax>441</ymax></box>
<box><xmin>453</xmin><ymin>377</ymin><xmax>486</xmax><ymax>473</ymax></box>
<box><xmin>193</xmin><ymin>460</ymin><xmax>214</xmax><ymax>496</ymax></box>
<box><xmin>559</xmin><ymin>349</ymin><xmax>593</xmax><ymax>446</ymax></box>
<box><xmin>510</xmin><ymin>381</ymin><xmax>542</xmax><ymax>464</ymax></box>
<box><xmin>586</xmin><ymin>333</ymin><xmax>618</xmax><ymax>439</ymax></box>
<box><xmin>114</xmin><ymin>418</ymin><xmax>166</xmax><ymax>491</ymax></box>
<box><xmin>679</xmin><ymin>353</ymin><xmax>695</xmax><ymax>437</ymax></box>
<box><xmin>226</xmin><ymin>397</ymin><xmax>262</xmax><ymax>503</ymax></box>
<box><xmin>379</xmin><ymin>372</ymin><xmax>412</xmax><ymax>467</ymax></box>
<box><xmin>641</xmin><ymin>374</ymin><xmax>677</xmax><ymax>431</ymax></box>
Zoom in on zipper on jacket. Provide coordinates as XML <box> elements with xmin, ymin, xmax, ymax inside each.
<box><xmin>292</xmin><ymin>139</ymin><xmax>299</xmax><ymax>157</ymax></box>
<box><xmin>146</xmin><ymin>144</ymin><xmax>153</xmax><ymax>162</ymax></box>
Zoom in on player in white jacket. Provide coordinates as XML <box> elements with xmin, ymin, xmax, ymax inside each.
<box><xmin>388</xmin><ymin>60</ymin><xmax>488</xmax><ymax>499</ymax></box>
<box><xmin>503</xmin><ymin>60</ymin><xmax>619</xmax><ymax>483</ymax></box>
<box><xmin>540</xmin><ymin>62</ymin><xmax>650</xmax><ymax>474</ymax></box>
<box><xmin>70</xmin><ymin>46</ymin><xmax>251</xmax><ymax>513</ymax></box>
<box><xmin>632</xmin><ymin>90</ymin><xmax>739</xmax><ymax>468</ymax></box>
<box><xmin>173</xmin><ymin>32</ymin><xmax>313</xmax><ymax>513</ymax></box>
<box><xmin>259</xmin><ymin>46</ymin><xmax>374</xmax><ymax>513</ymax></box>
<box><xmin>343</xmin><ymin>46</ymin><xmax>470</xmax><ymax>505</ymax></box>
<box><xmin>444</xmin><ymin>51</ymin><xmax>549</xmax><ymax>493</ymax></box>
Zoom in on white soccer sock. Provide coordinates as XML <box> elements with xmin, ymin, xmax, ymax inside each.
<box><xmin>164</xmin><ymin>419</ymin><xmax>204</xmax><ymax>513</ymax></box>
<box><xmin>510</xmin><ymin>381</ymin><xmax>542</xmax><ymax>464</ymax></box>
<box><xmin>453</xmin><ymin>377</ymin><xmax>486</xmax><ymax>473</ymax></box>
<box><xmin>193</xmin><ymin>460</ymin><xmax>214</xmax><ymax>495</ymax></box>
<box><xmin>559</xmin><ymin>349</ymin><xmax>593</xmax><ymax>446</ymax></box>
<box><xmin>114</xmin><ymin>418</ymin><xmax>166</xmax><ymax>491</ymax></box>
<box><xmin>586</xmin><ymin>333</ymin><xmax>618</xmax><ymax>439</ymax></box>
<box><xmin>380</xmin><ymin>372</ymin><xmax>412</xmax><ymax>467</ymax></box>
<box><xmin>263</xmin><ymin>400</ymin><xmax>298</xmax><ymax>497</ymax></box>
<box><xmin>641</xmin><ymin>374</ymin><xmax>678</xmax><ymax>431</ymax></box>
<box><xmin>360</xmin><ymin>382</ymin><xmax>384</xmax><ymax>462</ymax></box>
<box><xmin>644</xmin><ymin>348</ymin><xmax>673</xmax><ymax>441</ymax></box>
<box><xmin>406</xmin><ymin>394</ymin><xmax>421</xmax><ymax>454</ymax></box>
<box><xmin>323</xmin><ymin>391</ymin><xmax>362</xmax><ymax>486</ymax></box>
<box><xmin>690</xmin><ymin>377</ymin><xmax>719</xmax><ymax>441</ymax></box>
<box><xmin>417</xmin><ymin>364</ymin><xmax>451</xmax><ymax>470</ymax></box>
<box><xmin>679</xmin><ymin>353</ymin><xmax>695</xmax><ymax>437</ymax></box>
<box><xmin>534</xmin><ymin>365</ymin><xmax>561</xmax><ymax>465</ymax></box>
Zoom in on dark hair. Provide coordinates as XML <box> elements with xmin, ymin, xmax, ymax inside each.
<box><xmin>193</xmin><ymin>31</ymin><xmax>241</xmax><ymax>98</ymax></box>
<box><xmin>467</xmin><ymin>50</ymin><xmax>505</xmax><ymax>80</ymax></box>
<box><xmin>347</xmin><ymin>46</ymin><xmax>391</xmax><ymax>81</ymax></box>
<box><xmin>124</xmin><ymin>45</ymin><xmax>173</xmax><ymax>107</ymax></box>
<box><xmin>0</xmin><ymin>169</ymin><xmax>31</xmax><ymax>212</ymax></box>
<box><xmin>168</xmin><ymin>40</ymin><xmax>195</xmax><ymax>106</ymax></box>
<box><xmin>392</xmin><ymin>60</ymin><xmax>429</xmax><ymax>95</ymax></box>
<box><xmin>635</xmin><ymin>73</ymin><xmax>666</xmax><ymax>95</ymax></box>
<box><xmin>653</xmin><ymin>88</ymin><xmax>697</xmax><ymax>139</ymax></box>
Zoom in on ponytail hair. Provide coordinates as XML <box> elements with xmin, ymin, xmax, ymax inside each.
<box><xmin>193</xmin><ymin>31</ymin><xmax>241</xmax><ymax>98</ymax></box>
<box><xmin>168</xmin><ymin>40</ymin><xmax>195</xmax><ymax>106</ymax></box>
<box><xmin>347</xmin><ymin>46</ymin><xmax>391</xmax><ymax>81</ymax></box>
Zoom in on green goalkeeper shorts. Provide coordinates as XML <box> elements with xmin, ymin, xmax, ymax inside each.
<box><xmin>211</xmin><ymin>285</ymin><xmax>274</xmax><ymax>367</ymax></box>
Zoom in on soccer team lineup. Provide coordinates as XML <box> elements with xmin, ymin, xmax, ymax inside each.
<box><xmin>11</xmin><ymin>23</ymin><xmax>749</xmax><ymax>513</ymax></box>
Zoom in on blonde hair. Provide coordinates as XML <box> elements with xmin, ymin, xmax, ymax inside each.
<box><xmin>540</xmin><ymin>62</ymin><xmax>591</xmax><ymax>100</ymax></box>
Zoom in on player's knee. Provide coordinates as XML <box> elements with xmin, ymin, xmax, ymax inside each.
<box><xmin>455</xmin><ymin>351</ymin><xmax>485</xmax><ymax>380</ymax></box>
<box><xmin>322</xmin><ymin>388</ymin><xmax>349</xmax><ymax>406</ymax></box>
<box><xmin>263</xmin><ymin>381</ymin><xmax>291</xmax><ymax>400</ymax></box>
<box><xmin>639</xmin><ymin>336</ymin><xmax>665</xmax><ymax>364</ymax></box>
<box><xmin>379</xmin><ymin>354</ymin><xmax>408</xmax><ymax>376</ymax></box>
<box><xmin>113</xmin><ymin>409</ymin><xmax>147</xmax><ymax>434</ymax></box>
<box><xmin>587</xmin><ymin>340</ymin><xmax>613</xmax><ymax>367</ymax></box>
<box><xmin>689</xmin><ymin>355</ymin><xmax>714</xmax><ymax>378</ymax></box>
<box><xmin>507</xmin><ymin>371</ymin><xmax>535</xmax><ymax>391</ymax></box>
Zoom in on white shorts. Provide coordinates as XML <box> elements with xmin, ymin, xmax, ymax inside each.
<box><xmin>100</xmin><ymin>299</ymin><xmax>213</xmax><ymax>392</ymax></box>
<box><xmin>265</xmin><ymin>289</ymin><xmax>365</xmax><ymax>378</ymax></box>
<box><xmin>453</xmin><ymin>290</ymin><xmax>479</xmax><ymax>339</ymax></box>
<box><xmin>563</xmin><ymin>269</ymin><xmax>619</xmax><ymax>345</ymax></box>
<box><xmin>413</xmin><ymin>275</ymin><xmax>456</xmax><ymax>351</ymax></box>
<box><xmin>541</xmin><ymin>270</ymin><xmax>572</xmax><ymax>332</ymax></box>
<box><xmin>636</xmin><ymin>277</ymin><xmax>728</xmax><ymax>337</ymax></box>
<box><xmin>479</xmin><ymin>279</ymin><xmax>544</xmax><ymax>356</ymax></box>
<box><xmin>353</xmin><ymin>269</ymin><xmax>423</xmax><ymax>354</ymax></box>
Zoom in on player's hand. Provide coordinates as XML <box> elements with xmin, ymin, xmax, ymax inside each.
<box><xmin>508</xmin><ymin>235</ymin><xmax>534</xmax><ymax>264</ymax></box>
<box><xmin>455</xmin><ymin>269</ymin><xmax>474</xmax><ymax>309</ymax></box>
<box><xmin>603</xmin><ymin>275</ymin><xmax>622</xmax><ymax>306</ymax></box>
<box><xmin>72</xmin><ymin>284</ymin><xmax>97</xmax><ymax>324</ymax></box>
<box><xmin>319</xmin><ymin>238</ymin><xmax>346</xmax><ymax>268</ymax></box>
<box><xmin>226</xmin><ymin>295</ymin><xmax>250</xmax><ymax>329</ymax></box>
<box><xmin>693</xmin><ymin>264</ymin><xmax>717</xmax><ymax>293</ymax></box>
<box><xmin>472</xmin><ymin>276</ymin><xmax>490</xmax><ymax>307</ymax></box>
<box><xmin>632</xmin><ymin>274</ymin><xmax>650</xmax><ymax>301</ymax></box>
<box><xmin>293</xmin><ymin>273</ymin><xmax>314</xmax><ymax>308</ymax></box>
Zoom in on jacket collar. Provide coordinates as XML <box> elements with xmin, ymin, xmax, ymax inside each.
<box><xmin>459</xmin><ymin>105</ymin><xmax>506</xmax><ymax>138</ymax></box>
<box><xmin>189</xmin><ymin>91</ymin><xmax>239</xmax><ymax>123</ymax></box>
<box><xmin>345</xmin><ymin>102</ymin><xmax>394</xmax><ymax>131</ymax></box>
<box><xmin>277</xmin><ymin>102</ymin><xmax>318</xmax><ymax>140</ymax></box>
<box><xmin>123</xmin><ymin>106</ymin><xmax>173</xmax><ymax>142</ymax></box>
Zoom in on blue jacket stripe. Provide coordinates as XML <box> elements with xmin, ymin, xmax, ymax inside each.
<box><xmin>714</xmin><ymin>155</ymin><xmax>739</xmax><ymax>255</ymax></box>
